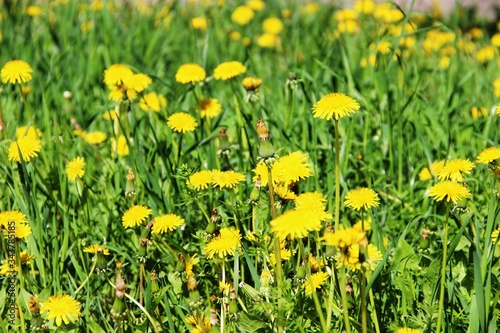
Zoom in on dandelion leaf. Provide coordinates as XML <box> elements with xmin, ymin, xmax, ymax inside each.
<box><xmin>236</xmin><ymin>312</ymin><xmax>267</xmax><ymax>332</ymax></box>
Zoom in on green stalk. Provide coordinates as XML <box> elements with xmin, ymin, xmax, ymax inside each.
<box><xmin>15</xmin><ymin>241</ymin><xmax>26</xmax><ymax>333</ymax></box>
<box><xmin>334</xmin><ymin>119</ymin><xmax>341</xmax><ymax>231</ymax></box>
<box><xmin>368</xmin><ymin>287</ymin><xmax>381</xmax><ymax>333</ymax></box>
<box><xmin>360</xmin><ymin>273</ymin><xmax>367</xmax><ymax>333</ymax></box>
<box><xmin>268</xmin><ymin>165</ymin><xmax>284</xmax><ymax>333</ymax></box>
<box><xmin>436</xmin><ymin>203</ymin><xmax>450</xmax><ymax>333</ymax></box>
<box><xmin>325</xmin><ymin>262</ymin><xmax>336</xmax><ymax>328</ymax></box>
<box><xmin>74</xmin><ymin>258</ymin><xmax>97</xmax><ymax>294</ymax></box>
<box><xmin>339</xmin><ymin>267</ymin><xmax>352</xmax><ymax>333</ymax></box>
<box><xmin>221</xmin><ymin>258</ymin><xmax>226</xmax><ymax>333</ymax></box>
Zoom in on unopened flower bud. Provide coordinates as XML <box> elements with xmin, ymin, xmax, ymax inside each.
<box><xmin>125</xmin><ymin>168</ymin><xmax>136</xmax><ymax>199</ymax></box>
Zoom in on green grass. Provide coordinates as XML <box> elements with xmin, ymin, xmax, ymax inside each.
<box><xmin>1</xmin><ymin>0</ymin><xmax>500</xmax><ymax>332</ymax></box>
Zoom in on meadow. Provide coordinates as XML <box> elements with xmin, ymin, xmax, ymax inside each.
<box><xmin>1</xmin><ymin>0</ymin><xmax>500</xmax><ymax>332</ymax></box>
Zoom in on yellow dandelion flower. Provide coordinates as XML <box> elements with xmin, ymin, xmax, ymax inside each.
<box><xmin>312</xmin><ymin>92</ymin><xmax>360</xmax><ymax>121</ymax></box>
<box><xmin>247</xmin><ymin>0</ymin><xmax>265</xmax><ymax>11</ymax></box>
<box><xmin>275</xmin><ymin>151</ymin><xmax>313</xmax><ymax>184</ymax></box>
<box><xmin>167</xmin><ymin>112</ymin><xmax>198</xmax><ymax>133</ymax></box>
<box><xmin>294</xmin><ymin>191</ymin><xmax>332</xmax><ymax>220</ymax></box>
<box><xmin>263</xmin><ymin>17</ymin><xmax>284</xmax><ymax>34</ymax></box>
<box><xmin>122</xmin><ymin>205</ymin><xmax>153</xmax><ymax>228</ymax></box>
<box><xmin>344</xmin><ymin>187</ymin><xmax>380</xmax><ymax>211</ymax></box>
<box><xmin>103</xmin><ymin>109</ymin><xmax>119</xmax><ymax>121</ymax></box>
<box><xmin>492</xmin><ymin>228</ymin><xmax>500</xmax><ymax>246</ymax></box>
<box><xmin>1</xmin><ymin>60</ymin><xmax>33</xmax><ymax>84</ymax></box>
<box><xmin>0</xmin><ymin>250</ymin><xmax>34</xmax><ymax>275</ymax></box>
<box><xmin>16</xmin><ymin>125</ymin><xmax>42</xmax><ymax>139</ymax></box>
<box><xmin>187</xmin><ymin>170</ymin><xmax>215</xmax><ymax>190</ymax></box>
<box><xmin>242</xmin><ymin>77</ymin><xmax>262</xmax><ymax>91</ymax></box>
<box><xmin>103</xmin><ymin>64</ymin><xmax>133</xmax><ymax>87</ymax></box>
<box><xmin>8</xmin><ymin>135</ymin><xmax>42</xmax><ymax>162</ymax></box>
<box><xmin>83</xmin><ymin>131</ymin><xmax>107</xmax><ymax>145</ymax></box>
<box><xmin>268</xmin><ymin>246</ymin><xmax>292</xmax><ymax>265</ymax></box>
<box><xmin>231</xmin><ymin>6</ymin><xmax>254</xmax><ymax>25</ymax></box>
<box><xmin>0</xmin><ymin>211</ymin><xmax>28</xmax><ymax>227</ymax></box>
<box><xmin>428</xmin><ymin>181</ymin><xmax>472</xmax><ymax>204</ymax></box>
<box><xmin>151</xmin><ymin>214</ymin><xmax>184</xmax><ymax>234</ymax></box>
<box><xmin>437</xmin><ymin>158</ymin><xmax>474</xmax><ymax>182</ymax></box>
<box><xmin>303</xmin><ymin>271</ymin><xmax>329</xmax><ymax>295</ymax></box>
<box><xmin>199</xmin><ymin>98</ymin><xmax>222</xmax><ymax>118</ymax></box>
<box><xmin>10</xmin><ymin>222</ymin><xmax>32</xmax><ymax>239</ymax></box>
<box><xmin>274</xmin><ymin>184</ymin><xmax>297</xmax><ymax>200</ymax></box>
<box><xmin>186</xmin><ymin>314</ymin><xmax>211</xmax><ymax>333</ymax></box>
<box><xmin>83</xmin><ymin>244</ymin><xmax>110</xmax><ymax>255</ymax></box>
<box><xmin>419</xmin><ymin>160</ymin><xmax>445</xmax><ymax>181</ymax></box>
<box><xmin>40</xmin><ymin>294</ymin><xmax>82</xmax><ymax>327</ymax></box>
<box><xmin>66</xmin><ymin>157</ymin><xmax>85</xmax><ymax>181</ymax></box>
<box><xmin>354</xmin><ymin>0</ymin><xmax>375</xmax><ymax>14</ymax></box>
<box><xmin>340</xmin><ymin>243</ymin><xmax>382</xmax><ymax>271</ymax></box>
<box><xmin>191</xmin><ymin>16</ymin><xmax>208</xmax><ymax>30</ymax></box>
<box><xmin>185</xmin><ymin>254</ymin><xmax>200</xmax><ymax>276</ymax></box>
<box><xmin>477</xmin><ymin>147</ymin><xmax>500</xmax><ymax>164</ymax></box>
<box><xmin>139</xmin><ymin>92</ymin><xmax>167</xmax><ymax>112</ymax></box>
<box><xmin>475</xmin><ymin>45</ymin><xmax>495</xmax><ymax>63</ymax></box>
<box><xmin>26</xmin><ymin>6</ymin><xmax>43</xmax><ymax>17</ymax></box>
<box><xmin>175</xmin><ymin>63</ymin><xmax>206</xmax><ymax>84</ymax></box>
<box><xmin>245</xmin><ymin>231</ymin><xmax>258</xmax><ymax>242</ymax></box>
<box><xmin>321</xmin><ymin>228</ymin><xmax>366</xmax><ymax>249</ymax></box>
<box><xmin>257</xmin><ymin>33</ymin><xmax>279</xmax><ymax>48</ymax></box>
<box><xmin>212</xmin><ymin>170</ymin><xmax>246</xmax><ymax>189</ymax></box>
<box><xmin>111</xmin><ymin>135</ymin><xmax>129</xmax><ymax>157</ymax></box>
<box><xmin>205</xmin><ymin>227</ymin><xmax>242</xmax><ymax>259</ymax></box>
<box><xmin>396</xmin><ymin>328</ymin><xmax>421</xmax><ymax>333</ymax></box>
<box><xmin>271</xmin><ymin>209</ymin><xmax>323</xmax><ymax>240</ymax></box>
<box><xmin>213</xmin><ymin>61</ymin><xmax>247</xmax><ymax>80</ymax></box>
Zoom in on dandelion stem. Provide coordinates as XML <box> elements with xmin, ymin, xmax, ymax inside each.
<box><xmin>339</xmin><ymin>268</ymin><xmax>352</xmax><ymax>333</ymax></box>
<box><xmin>268</xmin><ymin>164</ymin><xmax>284</xmax><ymax>333</ymax></box>
<box><xmin>221</xmin><ymin>258</ymin><xmax>226</xmax><ymax>333</ymax></box>
<box><xmin>368</xmin><ymin>287</ymin><xmax>381</xmax><ymax>333</ymax></box>
<box><xmin>436</xmin><ymin>203</ymin><xmax>450</xmax><ymax>333</ymax></box>
<box><xmin>15</xmin><ymin>241</ymin><xmax>26</xmax><ymax>333</ymax></box>
<box><xmin>360</xmin><ymin>273</ymin><xmax>367</xmax><ymax>333</ymax></box>
<box><xmin>74</xmin><ymin>259</ymin><xmax>97</xmax><ymax>295</ymax></box>
<box><xmin>334</xmin><ymin>119</ymin><xmax>341</xmax><ymax>231</ymax></box>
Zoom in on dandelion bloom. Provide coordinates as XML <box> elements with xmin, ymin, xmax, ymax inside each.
<box><xmin>253</xmin><ymin>151</ymin><xmax>313</xmax><ymax>186</ymax></box>
<box><xmin>103</xmin><ymin>64</ymin><xmax>133</xmax><ymax>87</ymax></box>
<box><xmin>199</xmin><ymin>98</ymin><xmax>222</xmax><ymax>118</ymax></box>
<box><xmin>66</xmin><ymin>157</ymin><xmax>85</xmax><ymax>181</ymax></box>
<box><xmin>271</xmin><ymin>209</ymin><xmax>323</xmax><ymax>240</ymax></box>
<box><xmin>231</xmin><ymin>6</ymin><xmax>254</xmax><ymax>25</ymax></box>
<box><xmin>344</xmin><ymin>187</ymin><xmax>380</xmax><ymax>210</ymax></box>
<box><xmin>175</xmin><ymin>63</ymin><xmax>206</xmax><ymax>84</ymax></box>
<box><xmin>11</xmin><ymin>222</ymin><xmax>32</xmax><ymax>239</ymax></box>
<box><xmin>428</xmin><ymin>181</ymin><xmax>471</xmax><ymax>204</ymax></box>
<box><xmin>83</xmin><ymin>131</ymin><xmax>107</xmax><ymax>145</ymax></box>
<box><xmin>122</xmin><ymin>205</ymin><xmax>153</xmax><ymax>228</ymax></box>
<box><xmin>294</xmin><ymin>192</ymin><xmax>332</xmax><ymax>221</ymax></box>
<box><xmin>437</xmin><ymin>158</ymin><xmax>474</xmax><ymax>182</ymax></box>
<box><xmin>212</xmin><ymin>170</ymin><xmax>246</xmax><ymax>189</ymax></box>
<box><xmin>312</xmin><ymin>92</ymin><xmax>360</xmax><ymax>121</ymax></box>
<box><xmin>8</xmin><ymin>135</ymin><xmax>42</xmax><ymax>162</ymax></box>
<box><xmin>185</xmin><ymin>254</ymin><xmax>200</xmax><ymax>276</ymax></box>
<box><xmin>1</xmin><ymin>60</ymin><xmax>33</xmax><ymax>84</ymax></box>
<box><xmin>167</xmin><ymin>112</ymin><xmax>198</xmax><ymax>133</ymax></box>
<box><xmin>83</xmin><ymin>244</ymin><xmax>110</xmax><ymax>255</ymax></box>
<box><xmin>338</xmin><ymin>243</ymin><xmax>382</xmax><ymax>271</ymax></box>
<box><xmin>263</xmin><ymin>17</ymin><xmax>284</xmax><ymax>34</ymax></box>
<box><xmin>418</xmin><ymin>160</ymin><xmax>445</xmax><ymax>181</ymax></box>
<box><xmin>242</xmin><ymin>77</ymin><xmax>262</xmax><ymax>91</ymax></box>
<box><xmin>257</xmin><ymin>33</ymin><xmax>279</xmax><ymax>48</ymax></box>
<box><xmin>111</xmin><ymin>135</ymin><xmax>129</xmax><ymax>157</ymax></box>
<box><xmin>353</xmin><ymin>217</ymin><xmax>372</xmax><ymax>231</ymax></box>
<box><xmin>303</xmin><ymin>271</ymin><xmax>329</xmax><ymax>295</ymax></box>
<box><xmin>151</xmin><ymin>214</ymin><xmax>184</xmax><ymax>234</ymax></box>
<box><xmin>103</xmin><ymin>64</ymin><xmax>151</xmax><ymax>101</ymax></box>
<box><xmin>205</xmin><ymin>227</ymin><xmax>242</xmax><ymax>259</ymax></box>
<box><xmin>477</xmin><ymin>147</ymin><xmax>500</xmax><ymax>164</ymax></box>
<box><xmin>213</xmin><ymin>61</ymin><xmax>247</xmax><ymax>80</ymax></box>
<box><xmin>492</xmin><ymin>227</ymin><xmax>500</xmax><ymax>246</ymax></box>
<box><xmin>139</xmin><ymin>92</ymin><xmax>167</xmax><ymax>112</ymax></box>
<box><xmin>322</xmin><ymin>228</ymin><xmax>366</xmax><ymax>249</ymax></box>
<box><xmin>187</xmin><ymin>170</ymin><xmax>215</xmax><ymax>190</ymax></box>
<box><xmin>26</xmin><ymin>6</ymin><xmax>43</xmax><ymax>17</ymax></box>
<box><xmin>396</xmin><ymin>328</ymin><xmax>421</xmax><ymax>333</ymax></box>
<box><xmin>247</xmin><ymin>0</ymin><xmax>265</xmax><ymax>11</ymax></box>
<box><xmin>274</xmin><ymin>184</ymin><xmax>297</xmax><ymax>200</ymax></box>
<box><xmin>0</xmin><ymin>210</ymin><xmax>28</xmax><ymax>226</ymax></box>
<box><xmin>191</xmin><ymin>16</ymin><xmax>207</xmax><ymax>30</ymax></box>
<box><xmin>186</xmin><ymin>314</ymin><xmax>211</xmax><ymax>333</ymax></box>
<box><xmin>0</xmin><ymin>251</ymin><xmax>34</xmax><ymax>275</ymax></box>
<box><xmin>40</xmin><ymin>294</ymin><xmax>82</xmax><ymax>327</ymax></box>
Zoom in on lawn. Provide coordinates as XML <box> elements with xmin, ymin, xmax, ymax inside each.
<box><xmin>1</xmin><ymin>0</ymin><xmax>500</xmax><ymax>332</ymax></box>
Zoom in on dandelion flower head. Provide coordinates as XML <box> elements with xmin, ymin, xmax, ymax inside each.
<box><xmin>294</xmin><ymin>191</ymin><xmax>332</xmax><ymax>221</ymax></box>
<box><xmin>111</xmin><ymin>135</ymin><xmax>129</xmax><ymax>157</ymax></box>
<box><xmin>492</xmin><ymin>227</ymin><xmax>500</xmax><ymax>246</ymax></box>
<box><xmin>1</xmin><ymin>60</ymin><xmax>33</xmax><ymax>84</ymax></box>
<box><xmin>312</xmin><ymin>92</ymin><xmax>360</xmax><ymax>121</ymax></box>
<box><xmin>167</xmin><ymin>112</ymin><xmax>198</xmax><ymax>133</ymax></box>
<box><xmin>186</xmin><ymin>314</ymin><xmax>211</xmax><ymax>333</ymax></box>
<box><xmin>322</xmin><ymin>227</ymin><xmax>366</xmax><ymax>249</ymax></box>
<box><xmin>191</xmin><ymin>16</ymin><xmax>208</xmax><ymax>30</ymax></box>
<box><xmin>253</xmin><ymin>151</ymin><xmax>312</xmax><ymax>186</ymax></box>
<box><xmin>187</xmin><ymin>170</ymin><xmax>216</xmax><ymax>190</ymax></box>
<box><xmin>175</xmin><ymin>63</ymin><xmax>206</xmax><ymax>84</ymax></box>
<box><xmin>139</xmin><ymin>92</ymin><xmax>167</xmax><ymax>112</ymax></box>
<box><xmin>66</xmin><ymin>156</ymin><xmax>85</xmax><ymax>181</ymax></box>
<box><xmin>16</xmin><ymin>125</ymin><xmax>42</xmax><ymax>139</ymax></box>
<box><xmin>303</xmin><ymin>271</ymin><xmax>329</xmax><ymax>295</ymax></box>
<box><xmin>338</xmin><ymin>243</ymin><xmax>382</xmax><ymax>271</ymax></box>
<box><xmin>151</xmin><ymin>214</ymin><xmax>184</xmax><ymax>234</ymax></box>
<box><xmin>396</xmin><ymin>328</ymin><xmax>422</xmax><ymax>333</ymax></box>
<box><xmin>213</xmin><ymin>61</ymin><xmax>247</xmax><ymax>80</ymax></box>
<box><xmin>8</xmin><ymin>135</ymin><xmax>42</xmax><ymax>162</ymax></box>
<box><xmin>0</xmin><ymin>210</ymin><xmax>28</xmax><ymax>228</ymax></box>
<box><xmin>122</xmin><ymin>205</ymin><xmax>153</xmax><ymax>228</ymax></box>
<box><xmin>477</xmin><ymin>147</ymin><xmax>500</xmax><ymax>164</ymax></box>
<box><xmin>212</xmin><ymin>170</ymin><xmax>246</xmax><ymax>189</ymax></box>
<box><xmin>231</xmin><ymin>6</ymin><xmax>254</xmax><ymax>25</ymax></box>
<box><xmin>428</xmin><ymin>181</ymin><xmax>472</xmax><ymax>204</ymax></box>
<box><xmin>199</xmin><ymin>98</ymin><xmax>222</xmax><ymax>119</ymax></box>
<box><xmin>205</xmin><ymin>227</ymin><xmax>242</xmax><ymax>259</ymax></box>
<box><xmin>83</xmin><ymin>244</ymin><xmax>110</xmax><ymax>255</ymax></box>
<box><xmin>271</xmin><ymin>209</ymin><xmax>323</xmax><ymax>240</ymax></box>
<box><xmin>40</xmin><ymin>294</ymin><xmax>82</xmax><ymax>327</ymax></box>
<box><xmin>263</xmin><ymin>17</ymin><xmax>284</xmax><ymax>34</ymax></box>
<box><xmin>437</xmin><ymin>158</ymin><xmax>474</xmax><ymax>182</ymax></box>
<box><xmin>344</xmin><ymin>187</ymin><xmax>380</xmax><ymax>211</ymax></box>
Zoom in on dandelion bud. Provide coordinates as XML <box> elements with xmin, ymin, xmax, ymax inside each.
<box><xmin>96</xmin><ymin>247</ymin><xmax>108</xmax><ymax>273</ymax></box>
<box><xmin>125</xmin><ymin>168</ymin><xmax>136</xmax><ymax>200</ymax></box>
<box><xmin>209</xmin><ymin>307</ymin><xmax>219</xmax><ymax>326</ymax></box>
<box><xmin>239</xmin><ymin>282</ymin><xmax>262</xmax><ymax>302</ymax></box>
<box><xmin>256</xmin><ymin>119</ymin><xmax>276</xmax><ymax>158</ymax></box>
<box><xmin>242</xmin><ymin>77</ymin><xmax>262</xmax><ymax>92</ymax></box>
<box><xmin>150</xmin><ymin>270</ymin><xmax>159</xmax><ymax>294</ymax></box>
<box><xmin>248</xmin><ymin>175</ymin><xmax>261</xmax><ymax>204</ymax></box>
<box><xmin>218</xmin><ymin>128</ymin><xmax>231</xmax><ymax>151</ymax></box>
<box><xmin>296</xmin><ymin>266</ymin><xmax>307</xmax><ymax>279</ymax></box>
<box><xmin>206</xmin><ymin>221</ymin><xmax>216</xmax><ymax>234</ymax></box>
<box><xmin>211</xmin><ymin>207</ymin><xmax>219</xmax><ymax>223</ymax></box>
